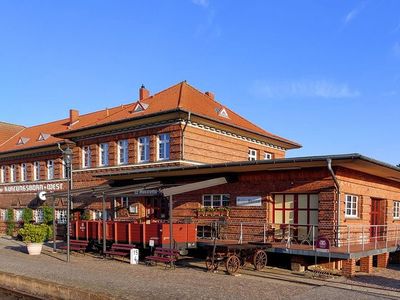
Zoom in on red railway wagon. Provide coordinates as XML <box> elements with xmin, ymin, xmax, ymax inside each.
<box><xmin>70</xmin><ymin>220</ymin><xmax>197</xmax><ymax>250</ymax></box>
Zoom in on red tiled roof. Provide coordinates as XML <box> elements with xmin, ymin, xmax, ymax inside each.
<box><xmin>0</xmin><ymin>81</ymin><xmax>301</xmax><ymax>153</ymax></box>
<box><xmin>0</xmin><ymin>122</ymin><xmax>25</xmax><ymax>146</ymax></box>
<box><xmin>72</xmin><ymin>82</ymin><xmax>301</xmax><ymax>147</ymax></box>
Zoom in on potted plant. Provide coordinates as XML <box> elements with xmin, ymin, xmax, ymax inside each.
<box><xmin>18</xmin><ymin>224</ymin><xmax>52</xmax><ymax>255</ymax></box>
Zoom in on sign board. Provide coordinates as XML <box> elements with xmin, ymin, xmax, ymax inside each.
<box><xmin>236</xmin><ymin>196</ymin><xmax>262</xmax><ymax>207</ymax></box>
<box><xmin>130</xmin><ymin>249</ymin><xmax>139</xmax><ymax>265</ymax></box>
<box><xmin>132</xmin><ymin>189</ymin><xmax>160</xmax><ymax>196</ymax></box>
<box><xmin>316</xmin><ymin>237</ymin><xmax>330</xmax><ymax>252</ymax></box>
<box><xmin>0</xmin><ymin>182</ymin><xmax>65</xmax><ymax>193</ymax></box>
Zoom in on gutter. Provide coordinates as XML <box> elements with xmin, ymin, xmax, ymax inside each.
<box><xmin>327</xmin><ymin>158</ymin><xmax>341</xmax><ymax>246</ymax></box>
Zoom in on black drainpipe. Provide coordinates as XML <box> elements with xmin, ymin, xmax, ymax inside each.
<box><xmin>327</xmin><ymin>158</ymin><xmax>341</xmax><ymax>246</ymax></box>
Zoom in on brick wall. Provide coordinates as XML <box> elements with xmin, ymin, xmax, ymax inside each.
<box><xmin>183</xmin><ymin>125</ymin><xmax>285</xmax><ymax>163</ymax></box>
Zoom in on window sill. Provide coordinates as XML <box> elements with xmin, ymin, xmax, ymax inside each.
<box><xmin>344</xmin><ymin>216</ymin><xmax>360</xmax><ymax>220</ymax></box>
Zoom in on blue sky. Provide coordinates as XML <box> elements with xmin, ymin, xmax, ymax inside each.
<box><xmin>0</xmin><ymin>1</ymin><xmax>399</xmax><ymax>165</ymax></box>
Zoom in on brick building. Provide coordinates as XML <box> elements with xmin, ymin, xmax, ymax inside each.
<box><xmin>1</xmin><ymin>81</ymin><xmax>399</xmax><ymax>276</ymax></box>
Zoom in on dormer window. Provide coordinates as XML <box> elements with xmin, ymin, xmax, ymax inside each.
<box><xmin>17</xmin><ymin>137</ymin><xmax>30</xmax><ymax>145</ymax></box>
<box><xmin>37</xmin><ymin>133</ymin><xmax>50</xmax><ymax>141</ymax></box>
<box><xmin>132</xmin><ymin>102</ymin><xmax>149</xmax><ymax>113</ymax></box>
<box><xmin>218</xmin><ymin>107</ymin><xmax>229</xmax><ymax>118</ymax></box>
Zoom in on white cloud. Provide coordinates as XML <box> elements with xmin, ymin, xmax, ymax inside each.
<box><xmin>192</xmin><ymin>0</ymin><xmax>209</xmax><ymax>8</ymax></box>
<box><xmin>251</xmin><ymin>79</ymin><xmax>360</xmax><ymax>99</ymax></box>
<box><xmin>344</xmin><ymin>3</ymin><xmax>366</xmax><ymax>25</ymax></box>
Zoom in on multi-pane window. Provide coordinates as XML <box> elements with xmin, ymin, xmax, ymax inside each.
<box><xmin>20</xmin><ymin>163</ymin><xmax>27</xmax><ymax>182</ymax></box>
<box><xmin>99</xmin><ymin>143</ymin><xmax>109</xmax><ymax>166</ymax></box>
<box><xmin>0</xmin><ymin>209</ymin><xmax>6</xmax><ymax>221</ymax></box>
<box><xmin>82</xmin><ymin>146</ymin><xmax>91</xmax><ymax>168</ymax></box>
<box><xmin>10</xmin><ymin>165</ymin><xmax>16</xmax><ymax>182</ymax></box>
<box><xmin>117</xmin><ymin>140</ymin><xmax>129</xmax><ymax>165</ymax></box>
<box><xmin>61</xmin><ymin>159</ymin><xmax>69</xmax><ymax>179</ymax></box>
<box><xmin>33</xmin><ymin>161</ymin><xmax>40</xmax><ymax>181</ymax></box>
<box><xmin>14</xmin><ymin>209</ymin><xmax>23</xmax><ymax>222</ymax></box>
<box><xmin>394</xmin><ymin>201</ymin><xmax>400</xmax><ymax>220</ymax></box>
<box><xmin>202</xmin><ymin>194</ymin><xmax>230</xmax><ymax>208</ymax></box>
<box><xmin>264</xmin><ymin>152</ymin><xmax>273</xmax><ymax>160</ymax></box>
<box><xmin>34</xmin><ymin>209</ymin><xmax>44</xmax><ymax>223</ymax></box>
<box><xmin>248</xmin><ymin>149</ymin><xmax>257</xmax><ymax>161</ymax></box>
<box><xmin>138</xmin><ymin>136</ymin><xmax>150</xmax><ymax>162</ymax></box>
<box><xmin>345</xmin><ymin>195</ymin><xmax>358</xmax><ymax>218</ymax></box>
<box><xmin>56</xmin><ymin>209</ymin><xmax>67</xmax><ymax>224</ymax></box>
<box><xmin>0</xmin><ymin>166</ymin><xmax>4</xmax><ymax>183</ymax></box>
<box><xmin>158</xmin><ymin>134</ymin><xmax>170</xmax><ymax>161</ymax></box>
<box><xmin>47</xmin><ymin>160</ymin><xmax>54</xmax><ymax>180</ymax></box>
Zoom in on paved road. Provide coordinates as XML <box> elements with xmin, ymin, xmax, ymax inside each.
<box><xmin>0</xmin><ymin>237</ymin><xmax>399</xmax><ymax>300</ymax></box>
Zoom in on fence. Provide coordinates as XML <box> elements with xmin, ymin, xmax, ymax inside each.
<box><xmin>201</xmin><ymin>221</ymin><xmax>400</xmax><ymax>253</ymax></box>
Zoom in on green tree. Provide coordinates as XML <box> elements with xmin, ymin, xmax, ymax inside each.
<box><xmin>6</xmin><ymin>208</ymin><xmax>15</xmax><ymax>236</ymax></box>
<box><xmin>42</xmin><ymin>205</ymin><xmax>54</xmax><ymax>225</ymax></box>
<box><xmin>22</xmin><ymin>208</ymin><xmax>33</xmax><ymax>224</ymax></box>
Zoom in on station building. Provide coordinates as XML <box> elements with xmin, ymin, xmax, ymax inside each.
<box><xmin>0</xmin><ymin>81</ymin><xmax>399</xmax><ymax>276</ymax></box>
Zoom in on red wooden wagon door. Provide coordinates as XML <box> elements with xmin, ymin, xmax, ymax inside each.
<box><xmin>370</xmin><ymin>198</ymin><xmax>385</xmax><ymax>240</ymax></box>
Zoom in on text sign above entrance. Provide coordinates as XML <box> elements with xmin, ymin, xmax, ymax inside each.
<box><xmin>236</xmin><ymin>196</ymin><xmax>262</xmax><ymax>207</ymax></box>
<box><xmin>0</xmin><ymin>182</ymin><xmax>65</xmax><ymax>193</ymax></box>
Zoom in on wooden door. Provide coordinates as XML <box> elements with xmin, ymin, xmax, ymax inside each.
<box><xmin>370</xmin><ymin>198</ymin><xmax>385</xmax><ymax>239</ymax></box>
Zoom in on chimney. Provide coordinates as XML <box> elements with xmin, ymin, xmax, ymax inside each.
<box><xmin>69</xmin><ymin>109</ymin><xmax>79</xmax><ymax>125</ymax></box>
<box><xmin>139</xmin><ymin>84</ymin><xmax>150</xmax><ymax>101</ymax></box>
<box><xmin>205</xmin><ymin>91</ymin><xmax>215</xmax><ymax>100</ymax></box>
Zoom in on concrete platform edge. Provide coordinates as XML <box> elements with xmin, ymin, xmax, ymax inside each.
<box><xmin>0</xmin><ymin>270</ymin><xmax>117</xmax><ymax>300</ymax></box>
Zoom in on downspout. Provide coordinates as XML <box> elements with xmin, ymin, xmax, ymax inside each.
<box><xmin>327</xmin><ymin>158</ymin><xmax>341</xmax><ymax>246</ymax></box>
<box><xmin>181</xmin><ymin>112</ymin><xmax>191</xmax><ymax>161</ymax></box>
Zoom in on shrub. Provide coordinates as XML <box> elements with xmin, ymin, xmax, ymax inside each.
<box><xmin>6</xmin><ymin>208</ymin><xmax>15</xmax><ymax>236</ymax></box>
<box><xmin>22</xmin><ymin>208</ymin><xmax>33</xmax><ymax>224</ymax></box>
<box><xmin>42</xmin><ymin>205</ymin><xmax>53</xmax><ymax>225</ymax></box>
<box><xmin>18</xmin><ymin>224</ymin><xmax>52</xmax><ymax>243</ymax></box>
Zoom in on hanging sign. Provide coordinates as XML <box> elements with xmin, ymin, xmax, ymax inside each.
<box><xmin>316</xmin><ymin>237</ymin><xmax>330</xmax><ymax>252</ymax></box>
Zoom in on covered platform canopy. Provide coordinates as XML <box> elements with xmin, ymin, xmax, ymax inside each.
<box><xmin>49</xmin><ymin>177</ymin><xmax>228</xmax><ymax>252</ymax></box>
<box><xmin>94</xmin><ymin>153</ymin><xmax>400</xmax><ymax>183</ymax></box>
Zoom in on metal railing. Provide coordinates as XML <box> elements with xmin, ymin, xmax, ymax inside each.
<box><xmin>202</xmin><ymin>221</ymin><xmax>400</xmax><ymax>253</ymax></box>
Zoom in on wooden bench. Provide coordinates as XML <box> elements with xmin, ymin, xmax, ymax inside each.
<box><xmin>104</xmin><ymin>243</ymin><xmax>136</xmax><ymax>261</ymax></box>
<box><xmin>145</xmin><ymin>247</ymin><xmax>180</xmax><ymax>269</ymax></box>
<box><xmin>59</xmin><ymin>240</ymin><xmax>89</xmax><ymax>253</ymax></box>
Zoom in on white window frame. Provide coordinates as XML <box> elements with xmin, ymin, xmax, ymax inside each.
<box><xmin>33</xmin><ymin>161</ymin><xmax>40</xmax><ymax>181</ymax></box>
<box><xmin>248</xmin><ymin>149</ymin><xmax>257</xmax><ymax>161</ymax></box>
<box><xmin>20</xmin><ymin>163</ymin><xmax>27</xmax><ymax>182</ymax></box>
<box><xmin>0</xmin><ymin>166</ymin><xmax>4</xmax><ymax>183</ymax></box>
<box><xmin>10</xmin><ymin>165</ymin><xmax>16</xmax><ymax>182</ymax></box>
<box><xmin>264</xmin><ymin>152</ymin><xmax>273</xmax><ymax>160</ymax></box>
<box><xmin>56</xmin><ymin>209</ymin><xmax>67</xmax><ymax>224</ymax></box>
<box><xmin>34</xmin><ymin>209</ymin><xmax>44</xmax><ymax>223</ymax></box>
<box><xmin>14</xmin><ymin>209</ymin><xmax>23</xmax><ymax>222</ymax></box>
<box><xmin>202</xmin><ymin>194</ymin><xmax>230</xmax><ymax>208</ymax></box>
<box><xmin>117</xmin><ymin>140</ymin><xmax>129</xmax><ymax>165</ymax></box>
<box><xmin>394</xmin><ymin>201</ymin><xmax>400</xmax><ymax>220</ymax></box>
<box><xmin>158</xmin><ymin>133</ymin><xmax>170</xmax><ymax>161</ymax></box>
<box><xmin>345</xmin><ymin>194</ymin><xmax>359</xmax><ymax>218</ymax></box>
<box><xmin>47</xmin><ymin>160</ymin><xmax>54</xmax><ymax>180</ymax></box>
<box><xmin>99</xmin><ymin>143</ymin><xmax>109</xmax><ymax>166</ymax></box>
<box><xmin>0</xmin><ymin>209</ymin><xmax>6</xmax><ymax>221</ymax></box>
<box><xmin>82</xmin><ymin>146</ymin><xmax>91</xmax><ymax>168</ymax></box>
<box><xmin>138</xmin><ymin>136</ymin><xmax>150</xmax><ymax>163</ymax></box>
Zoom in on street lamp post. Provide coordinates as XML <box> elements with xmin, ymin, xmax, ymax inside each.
<box><xmin>62</xmin><ymin>146</ymin><xmax>73</xmax><ymax>263</ymax></box>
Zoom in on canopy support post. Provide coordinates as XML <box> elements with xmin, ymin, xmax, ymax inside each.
<box><xmin>102</xmin><ymin>192</ymin><xmax>107</xmax><ymax>254</ymax></box>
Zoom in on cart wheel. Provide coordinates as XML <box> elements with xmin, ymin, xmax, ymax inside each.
<box><xmin>253</xmin><ymin>250</ymin><xmax>267</xmax><ymax>271</ymax></box>
<box><xmin>225</xmin><ymin>255</ymin><xmax>240</xmax><ymax>274</ymax></box>
<box><xmin>205</xmin><ymin>257</ymin><xmax>218</xmax><ymax>271</ymax></box>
